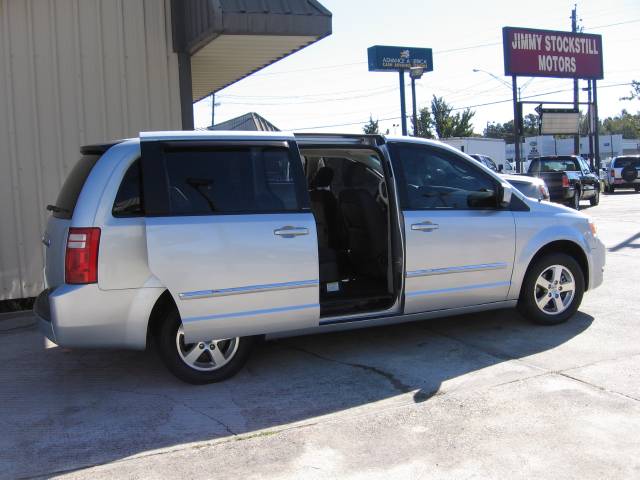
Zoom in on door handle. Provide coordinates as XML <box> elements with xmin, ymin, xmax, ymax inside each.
<box><xmin>411</xmin><ymin>221</ymin><xmax>439</xmax><ymax>232</ymax></box>
<box><xmin>274</xmin><ymin>226</ymin><xmax>309</xmax><ymax>237</ymax></box>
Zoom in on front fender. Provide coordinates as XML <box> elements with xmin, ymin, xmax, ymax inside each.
<box><xmin>509</xmin><ymin>211</ymin><xmax>592</xmax><ymax>300</ymax></box>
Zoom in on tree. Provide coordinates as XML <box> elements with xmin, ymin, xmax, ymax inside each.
<box><xmin>620</xmin><ymin>80</ymin><xmax>640</xmax><ymax>101</ymax></box>
<box><xmin>600</xmin><ymin>109</ymin><xmax>640</xmax><ymax>138</ymax></box>
<box><xmin>418</xmin><ymin>95</ymin><xmax>475</xmax><ymax>138</ymax></box>
<box><xmin>411</xmin><ymin>106</ymin><xmax>435</xmax><ymax>138</ymax></box>
<box><xmin>484</xmin><ymin>114</ymin><xmax>539</xmax><ymax>143</ymax></box>
<box><xmin>362</xmin><ymin>115</ymin><xmax>379</xmax><ymax>134</ymax></box>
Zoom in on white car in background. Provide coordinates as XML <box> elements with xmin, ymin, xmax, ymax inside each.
<box><xmin>501</xmin><ymin>173</ymin><xmax>550</xmax><ymax>202</ymax></box>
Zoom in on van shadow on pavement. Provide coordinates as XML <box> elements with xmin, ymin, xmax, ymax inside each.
<box><xmin>1</xmin><ymin>308</ymin><xmax>592</xmax><ymax>478</ymax></box>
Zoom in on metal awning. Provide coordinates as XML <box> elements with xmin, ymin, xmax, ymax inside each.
<box><xmin>208</xmin><ymin>112</ymin><xmax>280</xmax><ymax>131</ymax></box>
<box><xmin>172</xmin><ymin>0</ymin><xmax>332</xmax><ymax>102</ymax></box>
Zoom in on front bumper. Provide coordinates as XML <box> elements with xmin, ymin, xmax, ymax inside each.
<box><xmin>588</xmin><ymin>237</ymin><xmax>606</xmax><ymax>291</ymax></box>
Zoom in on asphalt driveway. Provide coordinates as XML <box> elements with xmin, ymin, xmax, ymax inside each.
<box><xmin>1</xmin><ymin>192</ymin><xmax>639</xmax><ymax>479</ymax></box>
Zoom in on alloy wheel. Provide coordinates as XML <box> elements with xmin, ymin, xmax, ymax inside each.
<box><xmin>533</xmin><ymin>265</ymin><xmax>576</xmax><ymax>315</ymax></box>
<box><xmin>176</xmin><ymin>326</ymin><xmax>239</xmax><ymax>371</ymax></box>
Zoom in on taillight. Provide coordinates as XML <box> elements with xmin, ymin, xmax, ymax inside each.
<box><xmin>610</xmin><ymin>170</ymin><xmax>615</xmax><ymax>178</ymax></box>
<box><xmin>65</xmin><ymin>227</ymin><xmax>100</xmax><ymax>284</ymax></box>
<box><xmin>561</xmin><ymin>174</ymin><xmax>570</xmax><ymax>188</ymax></box>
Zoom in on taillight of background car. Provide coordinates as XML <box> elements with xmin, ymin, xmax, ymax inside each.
<box><xmin>65</xmin><ymin>227</ymin><xmax>100</xmax><ymax>284</ymax></box>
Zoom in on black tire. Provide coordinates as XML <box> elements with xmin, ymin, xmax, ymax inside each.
<box><xmin>589</xmin><ymin>187</ymin><xmax>600</xmax><ymax>206</ymax></box>
<box><xmin>518</xmin><ymin>253</ymin><xmax>585</xmax><ymax>326</ymax></box>
<box><xmin>635</xmin><ymin>186</ymin><xmax>640</xmax><ymax>193</ymax></box>
<box><xmin>609</xmin><ymin>185</ymin><xmax>615</xmax><ymax>193</ymax></box>
<box><xmin>571</xmin><ymin>189</ymin><xmax>581</xmax><ymax>210</ymax></box>
<box><xmin>156</xmin><ymin>308</ymin><xmax>256</xmax><ymax>384</ymax></box>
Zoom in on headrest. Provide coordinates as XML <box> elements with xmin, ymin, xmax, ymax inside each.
<box><xmin>314</xmin><ymin>167</ymin><xmax>334</xmax><ymax>188</ymax></box>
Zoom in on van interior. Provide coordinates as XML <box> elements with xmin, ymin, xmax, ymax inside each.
<box><xmin>300</xmin><ymin>147</ymin><xmax>399</xmax><ymax>318</ymax></box>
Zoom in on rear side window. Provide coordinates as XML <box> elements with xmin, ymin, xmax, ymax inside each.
<box><xmin>52</xmin><ymin>154</ymin><xmax>100</xmax><ymax>219</ymax></box>
<box><xmin>113</xmin><ymin>160</ymin><xmax>143</xmax><ymax>217</ymax></box>
<box><xmin>163</xmin><ymin>146</ymin><xmax>302</xmax><ymax>215</ymax></box>
<box><xmin>614</xmin><ymin>157</ymin><xmax>640</xmax><ymax>168</ymax></box>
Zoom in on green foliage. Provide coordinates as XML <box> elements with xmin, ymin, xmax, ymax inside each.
<box><xmin>412</xmin><ymin>106</ymin><xmax>435</xmax><ymax>138</ymax></box>
<box><xmin>484</xmin><ymin>113</ymin><xmax>539</xmax><ymax>143</ymax></box>
<box><xmin>600</xmin><ymin>109</ymin><xmax>640</xmax><ymax>138</ymax></box>
<box><xmin>431</xmin><ymin>96</ymin><xmax>475</xmax><ymax>138</ymax></box>
<box><xmin>413</xmin><ymin>96</ymin><xmax>475</xmax><ymax>139</ymax></box>
<box><xmin>620</xmin><ymin>80</ymin><xmax>640</xmax><ymax>101</ymax></box>
<box><xmin>362</xmin><ymin>115</ymin><xmax>379</xmax><ymax>134</ymax></box>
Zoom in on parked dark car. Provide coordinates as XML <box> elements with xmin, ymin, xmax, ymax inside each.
<box><xmin>527</xmin><ymin>155</ymin><xmax>600</xmax><ymax>209</ymax></box>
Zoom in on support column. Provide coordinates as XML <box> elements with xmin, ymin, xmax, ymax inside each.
<box><xmin>399</xmin><ymin>70</ymin><xmax>407</xmax><ymax>136</ymax></box>
<box><xmin>512</xmin><ymin>75</ymin><xmax>520</xmax><ymax>172</ymax></box>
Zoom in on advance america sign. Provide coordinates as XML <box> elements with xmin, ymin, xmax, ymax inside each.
<box><xmin>503</xmin><ymin>27</ymin><xmax>603</xmax><ymax>79</ymax></box>
<box><xmin>367</xmin><ymin>45</ymin><xmax>433</xmax><ymax>73</ymax></box>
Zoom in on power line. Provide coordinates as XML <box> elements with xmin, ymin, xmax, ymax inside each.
<box><xmin>583</xmin><ymin>18</ymin><xmax>640</xmax><ymax>30</ymax></box>
<box><xmin>291</xmin><ymin>82</ymin><xmax>632</xmax><ymax>131</ymax></box>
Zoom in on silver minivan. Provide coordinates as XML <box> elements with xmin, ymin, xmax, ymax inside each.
<box><xmin>35</xmin><ymin>131</ymin><xmax>605</xmax><ymax>383</ymax></box>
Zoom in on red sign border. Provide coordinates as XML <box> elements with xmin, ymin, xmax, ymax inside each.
<box><xmin>502</xmin><ymin>26</ymin><xmax>603</xmax><ymax>80</ymax></box>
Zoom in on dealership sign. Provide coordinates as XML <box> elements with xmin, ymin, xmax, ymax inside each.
<box><xmin>503</xmin><ymin>27</ymin><xmax>603</xmax><ymax>79</ymax></box>
<box><xmin>367</xmin><ymin>45</ymin><xmax>433</xmax><ymax>72</ymax></box>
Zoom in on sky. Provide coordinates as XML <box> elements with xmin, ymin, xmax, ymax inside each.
<box><xmin>193</xmin><ymin>0</ymin><xmax>640</xmax><ymax>136</ymax></box>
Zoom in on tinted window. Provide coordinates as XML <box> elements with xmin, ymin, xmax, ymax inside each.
<box><xmin>113</xmin><ymin>159</ymin><xmax>143</xmax><ymax>217</ymax></box>
<box><xmin>390</xmin><ymin>144</ymin><xmax>498</xmax><ymax>210</ymax></box>
<box><xmin>52</xmin><ymin>154</ymin><xmax>100</xmax><ymax>219</ymax></box>
<box><xmin>164</xmin><ymin>146</ymin><xmax>300</xmax><ymax>215</ymax></box>
<box><xmin>530</xmin><ymin>158</ymin><xmax>580</xmax><ymax>173</ymax></box>
<box><xmin>613</xmin><ymin>157</ymin><xmax>640</xmax><ymax>168</ymax></box>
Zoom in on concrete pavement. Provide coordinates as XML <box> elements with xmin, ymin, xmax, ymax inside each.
<box><xmin>1</xmin><ymin>192</ymin><xmax>639</xmax><ymax>479</ymax></box>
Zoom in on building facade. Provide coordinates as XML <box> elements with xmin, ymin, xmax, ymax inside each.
<box><xmin>0</xmin><ymin>0</ymin><xmax>331</xmax><ymax>301</ymax></box>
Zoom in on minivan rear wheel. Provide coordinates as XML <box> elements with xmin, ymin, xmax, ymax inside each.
<box><xmin>156</xmin><ymin>309</ymin><xmax>256</xmax><ymax>384</ymax></box>
<box><xmin>518</xmin><ymin>253</ymin><xmax>584</xmax><ymax>325</ymax></box>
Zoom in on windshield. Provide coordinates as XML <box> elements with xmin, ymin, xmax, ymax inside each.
<box><xmin>529</xmin><ymin>157</ymin><xmax>580</xmax><ymax>173</ymax></box>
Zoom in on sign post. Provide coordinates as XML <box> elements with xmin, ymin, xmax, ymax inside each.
<box><xmin>399</xmin><ymin>70</ymin><xmax>407</xmax><ymax>135</ymax></box>
<box><xmin>368</xmin><ymin>45</ymin><xmax>433</xmax><ymax>136</ymax></box>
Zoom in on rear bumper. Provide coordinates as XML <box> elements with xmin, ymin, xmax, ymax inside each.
<box><xmin>32</xmin><ymin>284</ymin><xmax>165</xmax><ymax>350</ymax></box>
<box><xmin>612</xmin><ymin>179</ymin><xmax>640</xmax><ymax>188</ymax></box>
<box><xmin>34</xmin><ymin>289</ymin><xmax>56</xmax><ymax>343</ymax></box>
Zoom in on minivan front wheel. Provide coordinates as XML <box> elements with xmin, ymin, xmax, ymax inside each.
<box><xmin>518</xmin><ymin>253</ymin><xmax>584</xmax><ymax>325</ymax></box>
<box><xmin>157</xmin><ymin>309</ymin><xmax>255</xmax><ymax>384</ymax></box>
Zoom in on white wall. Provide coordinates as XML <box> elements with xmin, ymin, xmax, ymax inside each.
<box><xmin>0</xmin><ymin>0</ymin><xmax>182</xmax><ymax>300</ymax></box>
<box><xmin>440</xmin><ymin>138</ymin><xmax>506</xmax><ymax>165</ymax></box>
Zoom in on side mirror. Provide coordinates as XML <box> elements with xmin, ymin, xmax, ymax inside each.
<box><xmin>499</xmin><ymin>183</ymin><xmax>513</xmax><ymax>207</ymax></box>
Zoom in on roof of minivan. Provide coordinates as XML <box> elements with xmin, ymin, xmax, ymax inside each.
<box><xmin>139</xmin><ymin>130</ymin><xmax>296</xmax><ymax>142</ymax></box>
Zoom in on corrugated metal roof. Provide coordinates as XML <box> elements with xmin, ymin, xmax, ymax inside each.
<box><xmin>208</xmin><ymin>112</ymin><xmax>280</xmax><ymax>131</ymax></box>
<box><xmin>176</xmin><ymin>0</ymin><xmax>332</xmax><ymax>100</ymax></box>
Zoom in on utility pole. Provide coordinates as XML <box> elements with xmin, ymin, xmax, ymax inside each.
<box><xmin>572</xmin><ymin>5</ymin><xmax>580</xmax><ymax>156</ymax></box>
<box><xmin>512</xmin><ymin>76</ymin><xmax>521</xmax><ymax>173</ymax></box>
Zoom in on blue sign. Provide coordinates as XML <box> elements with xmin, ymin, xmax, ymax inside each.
<box><xmin>367</xmin><ymin>45</ymin><xmax>433</xmax><ymax>72</ymax></box>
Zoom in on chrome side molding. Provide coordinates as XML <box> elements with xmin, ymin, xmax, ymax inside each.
<box><xmin>406</xmin><ymin>262</ymin><xmax>508</xmax><ymax>278</ymax></box>
<box><xmin>179</xmin><ymin>279</ymin><xmax>318</xmax><ymax>300</ymax></box>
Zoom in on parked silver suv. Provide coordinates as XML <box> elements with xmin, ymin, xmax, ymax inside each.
<box><xmin>35</xmin><ymin>132</ymin><xmax>605</xmax><ymax>383</ymax></box>
<box><xmin>604</xmin><ymin>155</ymin><xmax>640</xmax><ymax>193</ymax></box>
